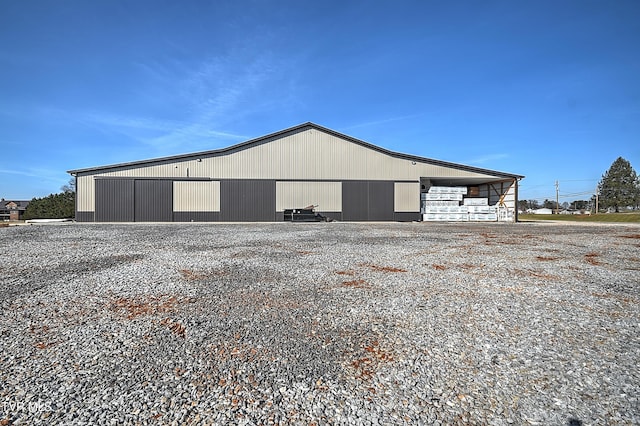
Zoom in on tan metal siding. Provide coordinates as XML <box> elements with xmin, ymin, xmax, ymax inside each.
<box><xmin>75</xmin><ymin>129</ymin><xmax>509</xmax><ymax>209</ymax></box>
<box><xmin>77</xmin><ymin>175</ymin><xmax>94</xmax><ymax>211</ymax></box>
<box><xmin>275</xmin><ymin>181</ymin><xmax>342</xmax><ymax>211</ymax></box>
<box><xmin>173</xmin><ymin>181</ymin><xmax>220</xmax><ymax>212</ymax></box>
<box><xmin>90</xmin><ymin>129</ymin><xmax>498</xmax><ymax>181</ymax></box>
<box><xmin>394</xmin><ymin>182</ymin><xmax>420</xmax><ymax>212</ymax></box>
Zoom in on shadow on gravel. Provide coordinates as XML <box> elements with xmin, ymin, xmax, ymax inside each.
<box><xmin>0</xmin><ymin>253</ymin><xmax>145</xmax><ymax>304</ymax></box>
<box><xmin>568</xmin><ymin>418</ymin><xmax>583</xmax><ymax>426</ymax></box>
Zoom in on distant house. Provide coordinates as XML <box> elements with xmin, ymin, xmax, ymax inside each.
<box><xmin>0</xmin><ymin>199</ymin><xmax>30</xmax><ymax>221</ymax></box>
<box><xmin>531</xmin><ymin>208</ymin><xmax>554</xmax><ymax>215</ymax></box>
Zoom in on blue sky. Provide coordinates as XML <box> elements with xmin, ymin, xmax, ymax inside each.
<box><xmin>1</xmin><ymin>1</ymin><xmax>638</xmax><ymax>204</ymax></box>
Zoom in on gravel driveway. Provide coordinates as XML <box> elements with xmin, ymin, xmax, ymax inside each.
<box><xmin>1</xmin><ymin>222</ymin><xmax>638</xmax><ymax>425</ymax></box>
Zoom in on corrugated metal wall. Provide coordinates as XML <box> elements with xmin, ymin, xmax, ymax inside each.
<box><xmin>394</xmin><ymin>182</ymin><xmax>420</xmax><ymax>212</ymax></box>
<box><xmin>75</xmin><ymin>127</ymin><xmax>517</xmax><ymax>222</ymax></box>
<box><xmin>134</xmin><ymin>180</ymin><xmax>173</xmax><ymax>222</ymax></box>
<box><xmin>173</xmin><ymin>181</ymin><xmax>220</xmax><ymax>212</ymax></box>
<box><xmin>76</xmin><ymin>126</ymin><xmax>504</xmax><ymax>211</ymax></box>
<box><xmin>275</xmin><ymin>181</ymin><xmax>342</xmax><ymax>211</ymax></box>
<box><xmin>342</xmin><ymin>181</ymin><xmax>394</xmax><ymax>221</ymax></box>
<box><xmin>95</xmin><ymin>179</ymin><xmax>134</xmax><ymax>222</ymax></box>
<box><xmin>220</xmin><ymin>180</ymin><xmax>276</xmax><ymax>221</ymax></box>
<box><xmin>76</xmin><ymin>175</ymin><xmax>94</xmax><ymax>212</ymax></box>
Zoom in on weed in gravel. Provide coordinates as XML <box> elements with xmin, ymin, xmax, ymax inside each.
<box><xmin>179</xmin><ymin>269</ymin><xmax>209</xmax><ymax>280</ymax></box>
<box><xmin>110</xmin><ymin>295</ymin><xmax>181</xmax><ymax>319</ymax></box>
<box><xmin>342</xmin><ymin>279</ymin><xmax>369</xmax><ymax>288</ymax></box>
<box><xmin>619</xmin><ymin>234</ymin><xmax>640</xmax><ymax>239</ymax></box>
<box><xmin>458</xmin><ymin>263</ymin><xmax>484</xmax><ymax>270</ymax></box>
<box><xmin>359</xmin><ymin>263</ymin><xmax>407</xmax><ymax>273</ymax></box>
<box><xmin>536</xmin><ymin>256</ymin><xmax>560</xmax><ymax>261</ymax></box>
<box><xmin>584</xmin><ymin>253</ymin><xmax>601</xmax><ymax>265</ymax></box>
<box><xmin>160</xmin><ymin>318</ymin><xmax>186</xmax><ymax>338</ymax></box>
<box><xmin>350</xmin><ymin>340</ymin><xmax>394</xmax><ymax>380</ymax></box>
<box><xmin>515</xmin><ymin>269</ymin><xmax>559</xmax><ymax>281</ymax></box>
<box><xmin>34</xmin><ymin>341</ymin><xmax>57</xmax><ymax>349</ymax></box>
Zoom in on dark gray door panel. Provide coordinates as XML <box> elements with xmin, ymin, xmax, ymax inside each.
<box><xmin>95</xmin><ymin>179</ymin><xmax>134</xmax><ymax>222</ymax></box>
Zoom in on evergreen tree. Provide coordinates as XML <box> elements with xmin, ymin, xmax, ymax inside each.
<box><xmin>597</xmin><ymin>157</ymin><xmax>639</xmax><ymax>212</ymax></box>
<box><xmin>23</xmin><ymin>180</ymin><xmax>76</xmax><ymax>220</ymax></box>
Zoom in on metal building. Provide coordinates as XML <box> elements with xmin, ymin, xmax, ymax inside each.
<box><xmin>67</xmin><ymin>123</ymin><xmax>524</xmax><ymax>222</ymax></box>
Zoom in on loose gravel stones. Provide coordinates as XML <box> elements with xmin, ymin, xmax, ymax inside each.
<box><xmin>0</xmin><ymin>222</ymin><xmax>638</xmax><ymax>425</ymax></box>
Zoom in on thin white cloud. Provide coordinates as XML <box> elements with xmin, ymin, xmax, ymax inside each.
<box><xmin>0</xmin><ymin>168</ymin><xmax>68</xmax><ymax>184</ymax></box>
<box><xmin>130</xmin><ymin>51</ymin><xmax>291</xmax><ymax>152</ymax></box>
<box><xmin>464</xmin><ymin>153</ymin><xmax>509</xmax><ymax>165</ymax></box>
<box><xmin>342</xmin><ymin>113</ymin><xmax>426</xmax><ymax>131</ymax></box>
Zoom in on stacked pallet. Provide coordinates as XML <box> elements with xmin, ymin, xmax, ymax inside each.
<box><xmin>422</xmin><ymin>186</ymin><xmax>497</xmax><ymax>222</ymax></box>
<box><xmin>422</xmin><ymin>186</ymin><xmax>468</xmax><ymax>221</ymax></box>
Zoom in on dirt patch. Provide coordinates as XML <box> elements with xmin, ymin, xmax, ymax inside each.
<box><xmin>160</xmin><ymin>317</ymin><xmax>186</xmax><ymax>338</ymax></box>
<box><xmin>585</xmin><ymin>253</ymin><xmax>601</xmax><ymax>266</ymax></box>
<box><xmin>342</xmin><ymin>279</ymin><xmax>369</xmax><ymax>289</ymax></box>
<box><xmin>360</xmin><ymin>263</ymin><xmax>407</xmax><ymax>273</ymax></box>
<box><xmin>536</xmin><ymin>256</ymin><xmax>559</xmax><ymax>261</ymax></box>
<box><xmin>109</xmin><ymin>295</ymin><xmax>182</xmax><ymax>319</ymax></box>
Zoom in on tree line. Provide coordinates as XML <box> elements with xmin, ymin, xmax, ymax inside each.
<box><xmin>23</xmin><ymin>179</ymin><xmax>75</xmax><ymax>220</ymax></box>
<box><xmin>520</xmin><ymin>157</ymin><xmax>639</xmax><ymax>213</ymax></box>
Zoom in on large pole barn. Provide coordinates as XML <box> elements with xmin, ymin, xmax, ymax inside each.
<box><xmin>68</xmin><ymin>123</ymin><xmax>524</xmax><ymax>222</ymax></box>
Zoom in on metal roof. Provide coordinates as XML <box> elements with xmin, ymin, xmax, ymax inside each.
<box><xmin>67</xmin><ymin>122</ymin><xmax>524</xmax><ymax>179</ymax></box>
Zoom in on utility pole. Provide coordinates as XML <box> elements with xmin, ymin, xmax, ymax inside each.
<box><xmin>555</xmin><ymin>180</ymin><xmax>559</xmax><ymax>214</ymax></box>
<box><xmin>595</xmin><ymin>186</ymin><xmax>599</xmax><ymax>215</ymax></box>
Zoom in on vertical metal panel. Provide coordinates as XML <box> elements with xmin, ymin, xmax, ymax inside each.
<box><xmin>134</xmin><ymin>180</ymin><xmax>173</xmax><ymax>222</ymax></box>
<box><xmin>95</xmin><ymin>179</ymin><xmax>134</xmax><ymax>222</ymax></box>
<box><xmin>173</xmin><ymin>181</ymin><xmax>220</xmax><ymax>212</ymax></box>
<box><xmin>220</xmin><ymin>180</ymin><xmax>276</xmax><ymax>221</ymax></box>
<box><xmin>394</xmin><ymin>212</ymin><xmax>421</xmax><ymax>221</ymax></box>
<box><xmin>275</xmin><ymin>181</ymin><xmax>342</xmax><ymax>211</ymax></box>
<box><xmin>394</xmin><ymin>182</ymin><xmax>420</xmax><ymax>212</ymax></box>
<box><xmin>368</xmin><ymin>181</ymin><xmax>394</xmax><ymax>221</ymax></box>
<box><xmin>75</xmin><ymin>211</ymin><xmax>95</xmax><ymax>222</ymax></box>
<box><xmin>342</xmin><ymin>181</ymin><xmax>369</xmax><ymax>221</ymax></box>
<box><xmin>76</xmin><ymin>175</ymin><xmax>95</xmax><ymax>211</ymax></box>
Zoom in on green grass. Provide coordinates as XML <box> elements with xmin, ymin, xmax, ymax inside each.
<box><xmin>519</xmin><ymin>213</ymin><xmax>640</xmax><ymax>223</ymax></box>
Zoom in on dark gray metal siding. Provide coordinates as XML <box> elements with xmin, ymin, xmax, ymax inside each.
<box><xmin>394</xmin><ymin>212</ymin><xmax>421</xmax><ymax>222</ymax></box>
<box><xmin>220</xmin><ymin>180</ymin><xmax>276</xmax><ymax>221</ymax></box>
<box><xmin>342</xmin><ymin>181</ymin><xmax>394</xmax><ymax>221</ymax></box>
<box><xmin>75</xmin><ymin>211</ymin><xmax>94</xmax><ymax>222</ymax></box>
<box><xmin>95</xmin><ymin>179</ymin><xmax>134</xmax><ymax>222</ymax></box>
<box><xmin>368</xmin><ymin>181</ymin><xmax>394</xmax><ymax>221</ymax></box>
<box><xmin>342</xmin><ymin>181</ymin><xmax>369</xmax><ymax>221</ymax></box>
<box><xmin>134</xmin><ymin>180</ymin><xmax>173</xmax><ymax>222</ymax></box>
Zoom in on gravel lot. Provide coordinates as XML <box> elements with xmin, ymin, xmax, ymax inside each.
<box><xmin>1</xmin><ymin>222</ymin><xmax>638</xmax><ymax>425</ymax></box>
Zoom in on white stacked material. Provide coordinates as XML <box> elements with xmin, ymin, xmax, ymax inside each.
<box><xmin>423</xmin><ymin>206</ymin><xmax>469</xmax><ymax>214</ymax></box>
<box><xmin>428</xmin><ymin>186</ymin><xmax>468</xmax><ymax>194</ymax></box>
<box><xmin>422</xmin><ymin>193</ymin><xmax>464</xmax><ymax>201</ymax></box>
<box><xmin>463</xmin><ymin>198</ymin><xmax>489</xmax><ymax>206</ymax></box>
<box><xmin>423</xmin><ymin>213</ymin><xmax>469</xmax><ymax>221</ymax></box>
<box><xmin>422</xmin><ymin>186</ymin><xmax>498</xmax><ymax>221</ymax></box>
<box><xmin>469</xmin><ymin>213</ymin><xmax>498</xmax><ymax>221</ymax></box>
<box><xmin>421</xmin><ymin>200</ymin><xmax>461</xmax><ymax>207</ymax></box>
<box><xmin>466</xmin><ymin>205</ymin><xmax>496</xmax><ymax>213</ymax></box>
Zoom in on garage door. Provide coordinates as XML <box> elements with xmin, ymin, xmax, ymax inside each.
<box><xmin>342</xmin><ymin>181</ymin><xmax>394</xmax><ymax>221</ymax></box>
